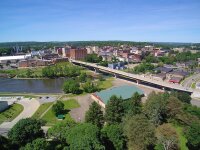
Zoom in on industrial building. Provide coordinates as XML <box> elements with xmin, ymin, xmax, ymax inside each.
<box><xmin>91</xmin><ymin>85</ymin><xmax>144</xmax><ymax>108</ymax></box>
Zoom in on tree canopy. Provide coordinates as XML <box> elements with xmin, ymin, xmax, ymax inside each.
<box><xmin>8</xmin><ymin>118</ymin><xmax>44</xmax><ymax>145</ymax></box>
<box><xmin>123</xmin><ymin>114</ymin><xmax>156</xmax><ymax>150</ymax></box>
<box><xmin>85</xmin><ymin>102</ymin><xmax>104</xmax><ymax>128</ymax></box>
<box><xmin>66</xmin><ymin>123</ymin><xmax>105</xmax><ymax>150</ymax></box>
<box><xmin>52</xmin><ymin>101</ymin><xmax>65</xmax><ymax>116</ymax></box>
<box><xmin>105</xmin><ymin>95</ymin><xmax>124</xmax><ymax>125</ymax></box>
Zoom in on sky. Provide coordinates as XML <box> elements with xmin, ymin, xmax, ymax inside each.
<box><xmin>0</xmin><ymin>0</ymin><xmax>200</xmax><ymax>43</ymax></box>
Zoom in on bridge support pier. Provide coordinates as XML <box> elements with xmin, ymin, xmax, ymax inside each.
<box><xmin>114</xmin><ymin>74</ymin><xmax>117</xmax><ymax>78</ymax></box>
<box><xmin>94</xmin><ymin>68</ymin><xmax>99</xmax><ymax>73</ymax></box>
<box><xmin>136</xmin><ymin>80</ymin><xmax>140</xmax><ymax>85</ymax></box>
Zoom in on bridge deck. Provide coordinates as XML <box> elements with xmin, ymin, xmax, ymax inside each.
<box><xmin>71</xmin><ymin>59</ymin><xmax>195</xmax><ymax>93</ymax></box>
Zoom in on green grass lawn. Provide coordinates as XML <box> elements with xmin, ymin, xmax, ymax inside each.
<box><xmin>32</xmin><ymin>102</ymin><xmax>53</xmax><ymax>119</ymax></box>
<box><xmin>98</xmin><ymin>77</ymin><xmax>114</xmax><ymax>90</ymax></box>
<box><xmin>41</xmin><ymin>99</ymin><xmax>80</xmax><ymax>126</ymax></box>
<box><xmin>0</xmin><ymin>103</ymin><xmax>24</xmax><ymax>124</ymax></box>
<box><xmin>174</xmin><ymin>126</ymin><xmax>188</xmax><ymax>150</ymax></box>
<box><xmin>191</xmin><ymin>82</ymin><xmax>196</xmax><ymax>89</ymax></box>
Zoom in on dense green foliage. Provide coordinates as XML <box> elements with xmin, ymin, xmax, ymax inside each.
<box><xmin>82</xmin><ymin>81</ymin><xmax>99</xmax><ymax>93</ymax></box>
<box><xmin>47</xmin><ymin>120</ymin><xmax>76</xmax><ymax>142</ymax></box>
<box><xmin>66</xmin><ymin>123</ymin><xmax>105</xmax><ymax>150</ymax></box>
<box><xmin>105</xmin><ymin>95</ymin><xmax>124</xmax><ymax>125</ymax></box>
<box><xmin>42</xmin><ymin>63</ymin><xmax>81</xmax><ymax>78</ymax></box>
<box><xmin>8</xmin><ymin>118</ymin><xmax>44</xmax><ymax>145</ymax></box>
<box><xmin>185</xmin><ymin>122</ymin><xmax>200</xmax><ymax>150</ymax></box>
<box><xmin>171</xmin><ymin>91</ymin><xmax>191</xmax><ymax>104</ymax></box>
<box><xmin>21</xmin><ymin>138</ymin><xmax>50</xmax><ymax>150</ymax></box>
<box><xmin>85</xmin><ymin>102</ymin><xmax>104</xmax><ymax>128</ymax></box>
<box><xmin>63</xmin><ymin>79</ymin><xmax>81</xmax><ymax>94</ymax></box>
<box><xmin>143</xmin><ymin>92</ymin><xmax>168</xmax><ymax>126</ymax></box>
<box><xmin>0</xmin><ymin>135</ymin><xmax>12</xmax><ymax>150</ymax></box>
<box><xmin>133</xmin><ymin>63</ymin><xmax>155</xmax><ymax>74</ymax></box>
<box><xmin>52</xmin><ymin>101</ymin><xmax>65</xmax><ymax>116</ymax></box>
<box><xmin>183</xmin><ymin>104</ymin><xmax>200</xmax><ymax>119</ymax></box>
<box><xmin>123</xmin><ymin>92</ymin><xmax>142</xmax><ymax>115</ymax></box>
<box><xmin>101</xmin><ymin>124</ymin><xmax>126</xmax><ymax>150</ymax></box>
<box><xmin>85</xmin><ymin>54</ymin><xmax>102</xmax><ymax>63</ymax></box>
<box><xmin>155</xmin><ymin>123</ymin><xmax>179</xmax><ymax>150</ymax></box>
<box><xmin>123</xmin><ymin>114</ymin><xmax>156</xmax><ymax>150</ymax></box>
<box><xmin>3</xmin><ymin>90</ymin><xmax>200</xmax><ymax>150</ymax></box>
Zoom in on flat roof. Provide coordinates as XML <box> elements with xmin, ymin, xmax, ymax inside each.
<box><xmin>0</xmin><ymin>55</ymin><xmax>25</xmax><ymax>61</ymax></box>
<box><xmin>94</xmin><ymin>85</ymin><xmax>144</xmax><ymax>104</ymax></box>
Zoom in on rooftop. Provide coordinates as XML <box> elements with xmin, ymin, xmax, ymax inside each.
<box><xmin>94</xmin><ymin>85</ymin><xmax>144</xmax><ymax>104</ymax></box>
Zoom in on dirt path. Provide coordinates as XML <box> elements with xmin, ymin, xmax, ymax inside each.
<box><xmin>63</xmin><ymin>94</ymin><xmax>94</xmax><ymax>122</ymax></box>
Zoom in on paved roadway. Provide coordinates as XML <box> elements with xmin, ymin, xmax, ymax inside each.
<box><xmin>0</xmin><ymin>99</ymin><xmax>40</xmax><ymax>136</ymax></box>
<box><xmin>71</xmin><ymin>59</ymin><xmax>196</xmax><ymax>93</ymax></box>
<box><xmin>182</xmin><ymin>73</ymin><xmax>200</xmax><ymax>88</ymax></box>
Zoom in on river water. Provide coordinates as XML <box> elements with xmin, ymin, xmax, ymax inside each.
<box><xmin>0</xmin><ymin>78</ymin><xmax>66</xmax><ymax>93</ymax></box>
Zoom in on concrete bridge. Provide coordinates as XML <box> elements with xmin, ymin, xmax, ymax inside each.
<box><xmin>70</xmin><ymin>59</ymin><xmax>198</xmax><ymax>95</ymax></box>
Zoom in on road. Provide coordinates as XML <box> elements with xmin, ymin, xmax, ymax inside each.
<box><xmin>182</xmin><ymin>73</ymin><xmax>200</xmax><ymax>88</ymax></box>
<box><xmin>71</xmin><ymin>59</ymin><xmax>196</xmax><ymax>93</ymax></box>
<box><xmin>0</xmin><ymin>99</ymin><xmax>40</xmax><ymax>135</ymax></box>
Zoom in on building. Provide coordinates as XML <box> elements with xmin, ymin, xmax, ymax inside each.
<box><xmin>167</xmin><ymin>70</ymin><xmax>189</xmax><ymax>80</ymax></box>
<box><xmin>41</xmin><ymin>53</ymin><xmax>59</xmax><ymax>60</ymax></box>
<box><xmin>69</xmin><ymin>48</ymin><xmax>87</xmax><ymax>60</ymax></box>
<box><xmin>18</xmin><ymin>59</ymin><xmax>51</xmax><ymax>68</ymax></box>
<box><xmin>152</xmin><ymin>73</ymin><xmax>166</xmax><ymax>81</ymax></box>
<box><xmin>108</xmin><ymin>62</ymin><xmax>125</xmax><ymax>70</ymax></box>
<box><xmin>91</xmin><ymin>85</ymin><xmax>144</xmax><ymax>108</ymax></box>
<box><xmin>154</xmin><ymin>67</ymin><xmax>173</xmax><ymax>74</ymax></box>
<box><xmin>0</xmin><ymin>55</ymin><xmax>31</xmax><ymax>64</ymax></box>
<box><xmin>169</xmin><ymin>77</ymin><xmax>182</xmax><ymax>84</ymax></box>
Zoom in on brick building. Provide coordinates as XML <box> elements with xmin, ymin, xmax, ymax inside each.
<box><xmin>18</xmin><ymin>59</ymin><xmax>51</xmax><ymax>68</ymax></box>
<box><xmin>69</xmin><ymin>48</ymin><xmax>87</xmax><ymax>60</ymax></box>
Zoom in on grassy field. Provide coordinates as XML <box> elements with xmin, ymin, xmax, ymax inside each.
<box><xmin>32</xmin><ymin>102</ymin><xmax>53</xmax><ymax>119</ymax></box>
<box><xmin>191</xmin><ymin>82</ymin><xmax>196</xmax><ymax>89</ymax></box>
<box><xmin>98</xmin><ymin>77</ymin><xmax>114</xmax><ymax>90</ymax></box>
<box><xmin>41</xmin><ymin>99</ymin><xmax>80</xmax><ymax>125</ymax></box>
<box><xmin>0</xmin><ymin>103</ymin><xmax>24</xmax><ymax>124</ymax></box>
<box><xmin>174</xmin><ymin>126</ymin><xmax>188</xmax><ymax>150</ymax></box>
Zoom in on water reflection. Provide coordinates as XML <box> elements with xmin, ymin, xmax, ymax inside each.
<box><xmin>0</xmin><ymin>78</ymin><xmax>66</xmax><ymax>93</ymax></box>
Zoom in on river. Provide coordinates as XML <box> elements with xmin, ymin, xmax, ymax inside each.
<box><xmin>0</xmin><ymin>78</ymin><xmax>66</xmax><ymax>93</ymax></box>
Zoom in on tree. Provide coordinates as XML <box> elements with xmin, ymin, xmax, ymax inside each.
<box><xmin>66</xmin><ymin>123</ymin><xmax>105</xmax><ymax>150</ymax></box>
<box><xmin>105</xmin><ymin>95</ymin><xmax>124</xmax><ymax>125</ymax></box>
<box><xmin>101</xmin><ymin>124</ymin><xmax>126</xmax><ymax>150</ymax></box>
<box><xmin>0</xmin><ymin>135</ymin><xmax>11</xmax><ymax>150</ymax></box>
<box><xmin>85</xmin><ymin>54</ymin><xmax>102</xmax><ymax>63</ymax></box>
<box><xmin>185</xmin><ymin>122</ymin><xmax>200</xmax><ymax>150</ymax></box>
<box><xmin>156</xmin><ymin>124</ymin><xmax>178</xmax><ymax>150</ymax></box>
<box><xmin>85</xmin><ymin>102</ymin><xmax>104</xmax><ymax>128</ymax></box>
<box><xmin>21</xmin><ymin>138</ymin><xmax>50</xmax><ymax>150</ymax></box>
<box><xmin>82</xmin><ymin>81</ymin><xmax>98</xmax><ymax>93</ymax></box>
<box><xmin>123</xmin><ymin>92</ymin><xmax>142</xmax><ymax>115</ymax></box>
<box><xmin>173</xmin><ymin>92</ymin><xmax>191</xmax><ymax>104</ymax></box>
<box><xmin>47</xmin><ymin>120</ymin><xmax>77</xmax><ymax>142</ymax></box>
<box><xmin>52</xmin><ymin>101</ymin><xmax>64</xmax><ymax>116</ymax></box>
<box><xmin>26</xmin><ymin>69</ymin><xmax>33</xmax><ymax>78</ymax></box>
<box><xmin>166</xmin><ymin>96</ymin><xmax>198</xmax><ymax>125</ymax></box>
<box><xmin>63</xmin><ymin>79</ymin><xmax>80</xmax><ymax>94</ymax></box>
<box><xmin>143</xmin><ymin>92</ymin><xmax>167</xmax><ymax>126</ymax></box>
<box><xmin>42</xmin><ymin>66</ymin><xmax>55</xmax><ymax>78</ymax></box>
<box><xmin>8</xmin><ymin>118</ymin><xmax>44</xmax><ymax>145</ymax></box>
<box><xmin>79</xmin><ymin>72</ymin><xmax>87</xmax><ymax>82</ymax></box>
<box><xmin>123</xmin><ymin>114</ymin><xmax>156</xmax><ymax>150</ymax></box>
